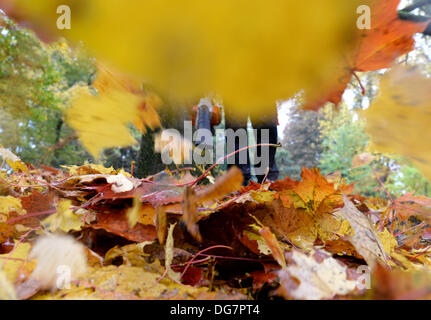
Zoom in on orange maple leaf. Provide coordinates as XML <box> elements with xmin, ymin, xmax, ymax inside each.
<box><xmin>303</xmin><ymin>0</ymin><xmax>430</xmax><ymax>111</ymax></box>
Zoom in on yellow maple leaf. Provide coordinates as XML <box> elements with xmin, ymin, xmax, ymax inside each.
<box><xmin>42</xmin><ymin>200</ymin><xmax>83</xmax><ymax>233</ymax></box>
<box><xmin>0</xmin><ymin>196</ymin><xmax>26</xmax><ymax>222</ymax></box>
<box><xmin>16</xmin><ymin>0</ymin><xmax>361</xmax><ymax>116</ymax></box>
<box><xmin>126</xmin><ymin>196</ymin><xmax>142</xmax><ymax>229</ymax></box>
<box><xmin>66</xmin><ymin>66</ymin><xmax>160</xmax><ymax>159</ymax></box>
<box><xmin>0</xmin><ymin>146</ymin><xmax>29</xmax><ymax>174</ymax></box>
<box><xmin>0</xmin><ymin>242</ymin><xmax>32</xmax><ymax>282</ymax></box>
<box><xmin>0</xmin><ymin>270</ymin><xmax>16</xmax><ymax>300</ymax></box>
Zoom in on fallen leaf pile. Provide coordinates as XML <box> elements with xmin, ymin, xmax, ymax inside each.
<box><xmin>1</xmin><ymin>158</ymin><xmax>431</xmax><ymax>300</ymax></box>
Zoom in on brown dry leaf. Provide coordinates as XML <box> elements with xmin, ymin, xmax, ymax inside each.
<box><xmin>250</xmin><ymin>215</ymin><xmax>286</xmax><ymax>268</ymax></box>
<box><xmin>15</xmin><ymin>191</ymin><xmax>55</xmax><ymax>228</ymax></box>
<box><xmin>263</xmin><ymin>200</ymin><xmax>317</xmax><ymax>249</ymax></box>
<box><xmin>164</xmin><ymin>223</ymin><xmax>181</xmax><ymax>282</ymax></box>
<box><xmin>33</xmin><ymin>263</ymin><xmax>230</xmax><ymax>300</ymax></box>
<box><xmin>181</xmin><ymin>167</ymin><xmax>243</xmax><ymax>242</ymax></box>
<box><xmin>386</xmin><ymin>192</ymin><xmax>431</xmax><ymax>223</ymax></box>
<box><xmin>182</xmin><ymin>186</ymin><xmax>201</xmax><ymax>242</ymax></box>
<box><xmin>241</xmin><ymin>230</ymin><xmax>271</xmax><ymax>256</ymax></box>
<box><xmin>0</xmin><ymin>222</ymin><xmax>15</xmax><ymax>243</ymax></box>
<box><xmin>91</xmin><ymin>212</ymin><xmax>157</xmax><ymax>243</ymax></box>
<box><xmin>351</xmin><ymin>153</ymin><xmax>376</xmax><ymax>169</ymax></box>
<box><xmin>104</xmin><ymin>242</ymin><xmax>155</xmax><ymax>269</ymax></box>
<box><xmin>338</xmin><ymin>194</ymin><xmax>388</xmax><ymax>269</ymax></box>
<box><xmin>255</xmin><ymin>225</ymin><xmax>286</xmax><ymax>268</ymax></box>
<box><xmin>156</xmin><ymin>207</ymin><xmax>167</xmax><ymax>245</ymax></box>
<box><xmin>277</xmin><ymin>249</ymin><xmax>357</xmax><ymax>300</ymax></box>
<box><xmin>195</xmin><ymin>167</ymin><xmax>243</xmax><ymax>203</ymax></box>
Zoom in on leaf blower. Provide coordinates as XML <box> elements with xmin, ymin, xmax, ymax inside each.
<box><xmin>191</xmin><ymin>97</ymin><xmax>222</xmax><ymax>146</ymax></box>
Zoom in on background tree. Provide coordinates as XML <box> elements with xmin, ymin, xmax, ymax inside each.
<box><xmin>278</xmin><ymin>104</ymin><xmax>323</xmax><ymax>179</ymax></box>
<box><xmin>0</xmin><ymin>13</ymin><xmax>95</xmax><ymax>166</ymax></box>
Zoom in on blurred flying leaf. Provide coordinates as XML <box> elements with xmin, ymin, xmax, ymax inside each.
<box><xmin>303</xmin><ymin>0</ymin><xmax>430</xmax><ymax>110</ymax></box>
<box><xmin>126</xmin><ymin>195</ymin><xmax>142</xmax><ymax>229</ymax></box>
<box><xmin>195</xmin><ymin>166</ymin><xmax>243</xmax><ymax>203</ymax></box>
<box><xmin>66</xmin><ymin>65</ymin><xmax>160</xmax><ymax>159</ymax></box>
<box><xmin>28</xmin><ymin>233</ymin><xmax>87</xmax><ymax>290</ymax></box>
<box><xmin>363</xmin><ymin>66</ymin><xmax>431</xmax><ymax>181</ymax></box>
<box><xmin>14</xmin><ymin>0</ymin><xmax>361</xmax><ymax>116</ymax></box>
<box><xmin>351</xmin><ymin>153</ymin><xmax>376</xmax><ymax>169</ymax></box>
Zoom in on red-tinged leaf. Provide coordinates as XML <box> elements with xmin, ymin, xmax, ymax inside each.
<box><xmin>354</xmin><ymin>2</ymin><xmax>429</xmax><ymax>71</ymax></box>
<box><xmin>269</xmin><ymin>176</ymin><xmax>300</xmax><ymax>192</ymax></box>
<box><xmin>142</xmin><ymin>189</ymin><xmax>183</xmax><ymax>207</ymax></box>
<box><xmin>20</xmin><ymin>191</ymin><xmax>55</xmax><ymax>213</ymax></box>
<box><xmin>156</xmin><ymin>206</ymin><xmax>167</xmax><ymax>245</ymax></box>
<box><xmin>387</xmin><ymin>192</ymin><xmax>431</xmax><ymax>223</ymax></box>
<box><xmin>237</xmin><ymin>231</ymin><xmax>261</xmax><ymax>256</ymax></box>
<box><xmin>90</xmin><ymin>212</ymin><xmax>157</xmax><ymax>242</ymax></box>
<box><xmin>250</xmin><ymin>270</ymin><xmax>277</xmax><ymax>291</ymax></box>
<box><xmin>7</xmin><ymin>191</ymin><xmax>56</xmax><ymax>228</ymax></box>
<box><xmin>303</xmin><ymin>0</ymin><xmax>430</xmax><ymax>111</ymax></box>
<box><xmin>178</xmin><ymin>266</ymin><xmax>204</xmax><ymax>286</ymax></box>
<box><xmin>239</xmin><ymin>181</ymin><xmax>262</xmax><ymax>194</ymax></box>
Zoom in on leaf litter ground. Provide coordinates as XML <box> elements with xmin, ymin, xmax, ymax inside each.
<box><xmin>1</xmin><ymin>161</ymin><xmax>431</xmax><ymax>300</ymax></box>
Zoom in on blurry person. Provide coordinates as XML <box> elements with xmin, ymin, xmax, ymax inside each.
<box><xmin>224</xmin><ymin>105</ymin><xmax>279</xmax><ymax>185</ymax></box>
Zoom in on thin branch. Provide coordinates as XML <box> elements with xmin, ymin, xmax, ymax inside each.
<box><xmin>40</xmin><ymin>132</ymin><xmax>78</xmax><ymax>164</ymax></box>
<box><xmin>401</xmin><ymin>0</ymin><xmax>431</xmax><ymax>12</ymax></box>
<box><xmin>352</xmin><ymin>71</ymin><xmax>366</xmax><ymax>96</ymax></box>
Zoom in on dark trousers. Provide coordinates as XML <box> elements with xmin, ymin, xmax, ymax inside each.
<box><xmin>224</xmin><ymin>106</ymin><xmax>279</xmax><ymax>184</ymax></box>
